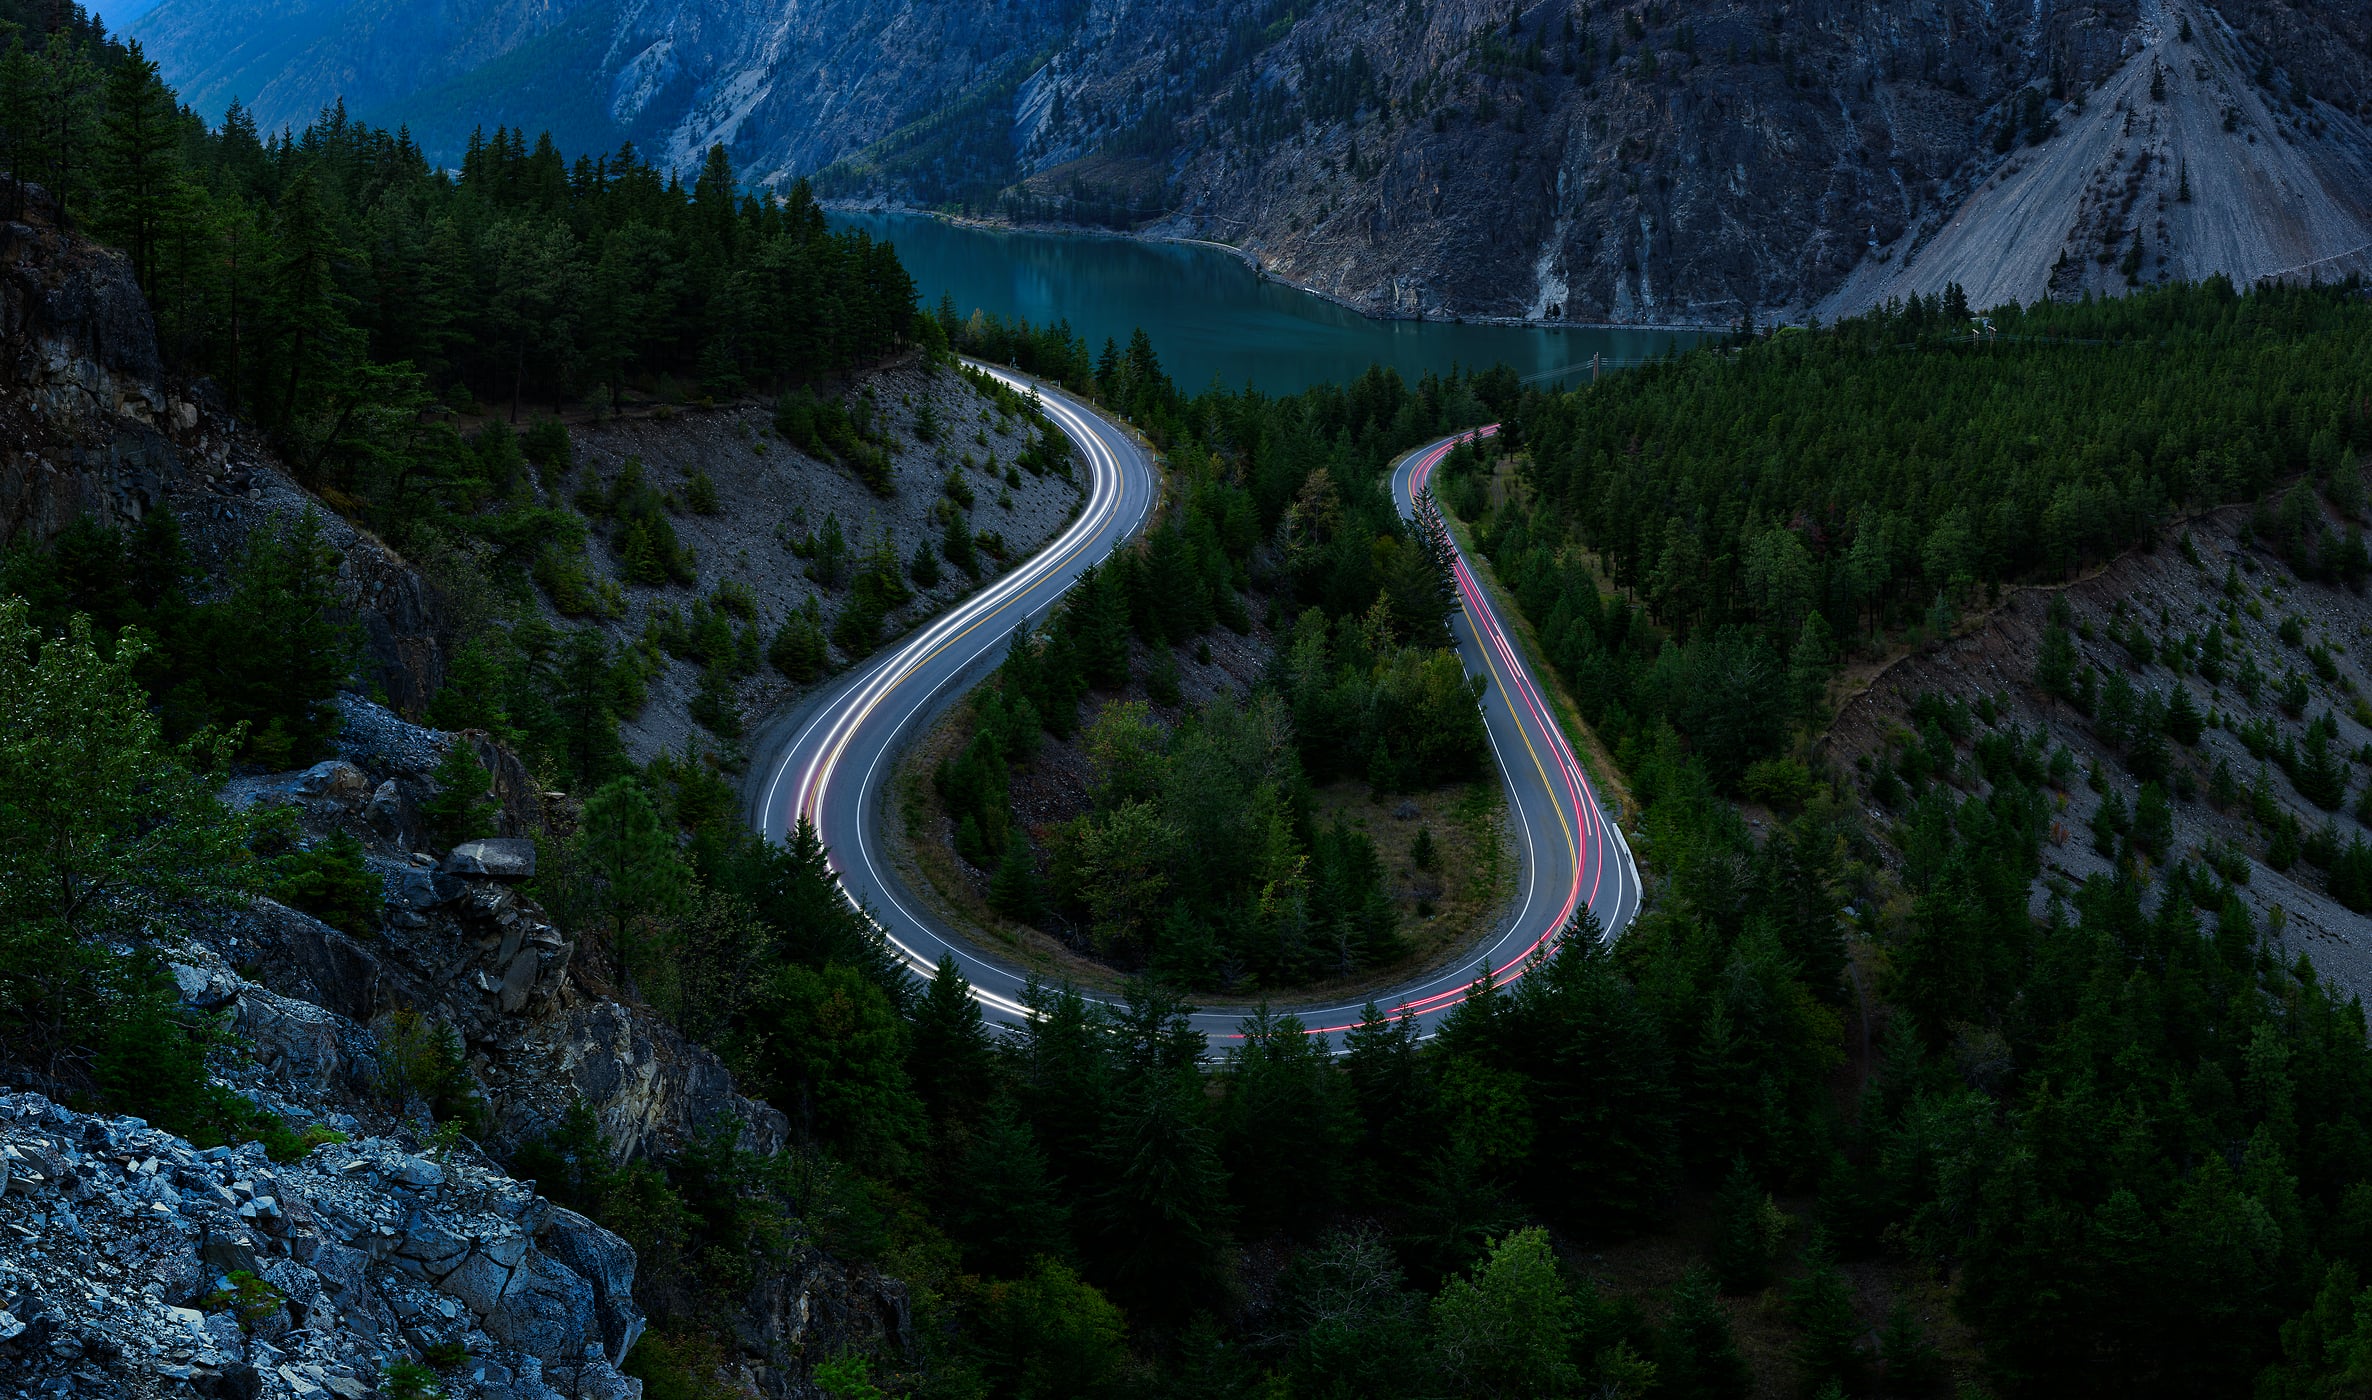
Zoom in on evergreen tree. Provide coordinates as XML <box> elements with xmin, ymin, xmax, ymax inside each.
<box><xmin>1217</xmin><ymin>1007</ymin><xmax>1354</xmax><ymax>1237</ymax></box>
<box><xmin>1710</xmin><ymin>1159</ymin><xmax>1787</xmax><ymax>1293</ymax></box>
<box><xmin>552</xmin><ymin>628</ymin><xmax>626</xmax><ymax>790</ymax></box>
<box><xmin>1089</xmin><ymin>1057</ymin><xmax>1231</xmax><ymax>1320</ymax></box>
<box><xmin>426</xmin><ymin>635</ymin><xmax>518</xmax><ymax>739</ymax></box>
<box><xmin>421</xmin><ymin>738</ymin><xmax>497</xmax><ymax>850</ymax></box>
<box><xmin>1016</xmin><ymin>980</ymin><xmax>1117</xmax><ymax>1198</ymax></box>
<box><xmin>274</xmin><ymin>827</ymin><xmax>378</xmax><ymax>935</ymax></box>
<box><xmin>1510</xmin><ymin>911</ymin><xmax>1678</xmax><ymax>1232</ymax></box>
<box><xmin>34</xmin><ymin>30</ymin><xmax>96</xmax><ymax>222</ymax></box>
<box><xmin>264</xmin><ymin>169</ymin><xmax>356</xmax><ymax>431</ymax></box>
<box><xmin>205</xmin><ymin>511</ymin><xmax>353</xmax><ymax>767</ymax></box>
<box><xmin>1877</xmin><ymin>1300</ymin><xmax>1947</xmax><ymax>1397</ymax></box>
<box><xmin>0</xmin><ymin>37</ymin><xmax>44</xmax><ymax>223</ymax></box>
<box><xmin>92</xmin><ymin>41</ymin><xmax>179</xmax><ymax>297</ymax></box>
<box><xmin>910</xmin><ymin>953</ymin><xmax>995</xmax><ymax>1124</ymax></box>
<box><xmin>2133</xmin><ymin>781</ymin><xmax>2173</xmax><ymax>861</ymax></box>
<box><xmin>1789</xmin><ymin>1230</ymin><xmax>1868</xmax><ymax>1397</ymax></box>
<box><xmin>744</xmin><ymin>960</ymin><xmax>924</xmax><ymax>1167</ymax></box>
<box><xmin>989</xmin><ymin>837</ymin><xmax>1043</xmax><ymax>923</ymax></box>
<box><xmin>769</xmin><ymin>599</ymin><xmax>827</xmax><ymax>684</ymax></box>
<box><xmin>573</xmin><ymin>777</ymin><xmax>690</xmax><ymax>966</ymax></box>
<box><xmin>1662</xmin><ymin>1267</ymin><xmax>1753</xmax><ymax>1400</ymax></box>
<box><xmin>945</xmin><ymin>1097</ymin><xmax>1072</xmax><ymax>1276</ymax></box>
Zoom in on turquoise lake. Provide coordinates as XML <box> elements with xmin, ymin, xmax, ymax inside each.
<box><xmin>833</xmin><ymin>212</ymin><xmax>1701</xmax><ymax>396</ymax></box>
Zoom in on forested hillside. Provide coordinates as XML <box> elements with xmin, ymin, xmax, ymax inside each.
<box><xmin>1479</xmin><ymin>279</ymin><xmax>2372</xmax><ymax>791</ymax></box>
<box><xmin>20</xmin><ymin>6</ymin><xmax>2372</xmax><ymax>1395</ymax></box>
<box><xmin>921</xmin><ymin>321</ymin><xmax>1500</xmax><ymax>991</ymax></box>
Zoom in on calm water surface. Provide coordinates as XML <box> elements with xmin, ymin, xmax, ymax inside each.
<box><xmin>835</xmin><ymin>212</ymin><xmax>1701</xmax><ymax>396</ymax></box>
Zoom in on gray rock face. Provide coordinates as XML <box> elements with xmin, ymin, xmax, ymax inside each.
<box><xmin>0</xmin><ymin>201</ymin><xmax>456</xmax><ymax>711</ymax></box>
<box><xmin>134</xmin><ymin>0</ymin><xmax>2372</xmax><ymax>324</ymax></box>
<box><xmin>213</xmin><ymin>697</ymin><xmax>787</xmax><ymax>1168</ymax></box>
<box><xmin>443</xmin><ymin>839</ymin><xmax>537</xmax><ymax>880</ymax></box>
<box><xmin>0</xmin><ymin>1090</ymin><xmax>643</xmax><ymax>1400</ymax></box>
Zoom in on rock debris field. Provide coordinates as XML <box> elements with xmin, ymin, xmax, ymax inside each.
<box><xmin>0</xmin><ymin>1091</ymin><xmax>640</xmax><ymax>1400</ymax></box>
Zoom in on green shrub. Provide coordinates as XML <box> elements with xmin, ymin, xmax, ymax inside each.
<box><xmin>196</xmin><ymin>1271</ymin><xmax>287</xmax><ymax>1333</ymax></box>
<box><xmin>277</xmin><ymin>828</ymin><xmax>380</xmax><ymax>935</ymax></box>
<box><xmin>422</xmin><ymin>740</ymin><xmax>497</xmax><ymax>851</ymax></box>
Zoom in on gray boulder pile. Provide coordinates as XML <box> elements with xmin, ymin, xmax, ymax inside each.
<box><xmin>0</xmin><ymin>1090</ymin><xmax>640</xmax><ymax>1400</ymax></box>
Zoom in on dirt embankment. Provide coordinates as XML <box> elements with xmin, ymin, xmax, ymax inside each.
<box><xmin>553</xmin><ymin>359</ymin><xmax>1085</xmax><ymax>764</ymax></box>
<box><xmin>1823</xmin><ymin>495</ymin><xmax>2372</xmax><ymax>998</ymax></box>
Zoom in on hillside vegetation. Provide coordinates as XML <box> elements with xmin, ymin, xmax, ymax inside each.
<box><xmin>1485</xmin><ymin>278</ymin><xmax>2372</xmax><ymax>790</ymax></box>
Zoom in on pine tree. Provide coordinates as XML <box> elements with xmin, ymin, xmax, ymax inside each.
<box><xmin>427</xmin><ymin>636</ymin><xmax>518</xmax><ymax>740</ymax></box>
<box><xmin>266</xmin><ymin>169</ymin><xmax>356</xmax><ymax>430</ymax></box>
<box><xmin>1217</xmin><ymin>1008</ymin><xmax>1354</xmax><ymax>1236</ymax></box>
<box><xmin>946</xmin><ymin>1097</ymin><xmax>1071</xmax><ymax>1274</ymax></box>
<box><xmin>1342</xmin><ymin>1003</ymin><xmax>1432</xmax><ymax>1213</ymax></box>
<box><xmin>1790</xmin><ymin>1229</ymin><xmax>1869</xmax><ymax>1397</ymax></box>
<box><xmin>552</xmin><ymin>627</ymin><xmax>625</xmax><ymax>789</ymax></box>
<box><xmin>93</xmin><ymin>41</ymin><xmax>181</xmax><ymax>298</ymax></box>
<box><xmin>769</xmin><ymin>599</ymin><xmax>826</xmax><ymax>683</ymax></box>
<box><xmin>1073</xmin><ymin>566</ymin><xmax>1132</xmax><ymax>689</ymax></box>
<box><xmin>422</xmin><ymin>739</ymin><xmax>497</xmax><ymax>850</ymax></box>
<box><xmin>941</xmin><ymin>508</ymin><xmax>979</xmax><ymax>578</ymax></box>
<box><xmin>910</xmin><ymin>954</ymin><xmax>995</xmax><ymax>1124</ymax></box>
<box><xmin>0</xmin><ymin>37</ymin><xmax>47</xmax><ymax>223</ymax></box>
<box><xmin>989</xmin><ymin>837</ymin><xmax>1043</xmax><ymax>923</ymax></box>
<box><xmin>1789</xmin><ymin>612</ymin><xmax>1836</xmax><ymax>723</ymax></box>
<box><xmin>1710</xmin><ymin>1159</ymin><xmax>1787</xmax><ymax>1293</ymax></box>
<box><xmin>35</xmin><ymin>31</ymin><xmax>96</xmax><ymax>222</ymax></box>
<box><xmin>574</xmin><ymin>777</ymin><xmax>691</xmax><ymax>966</ymax></box>
<box><xmin>2036</xmin><ymin>618</ymin><xmax>2077</xmax><ymax>699</ymax></box>
<box><xmin>1090</xmin><ymin>1063</ymin><xmax>1232</xmax><ymax>1320</ymax></box>
<box><xmin>2166</xmin><ymin>683</ymin><xmax>2205</xmax><ymax>745</ymax></box>
<box><xmin>2133</xmin><ymin>781</ymin><xmax>2173</xmax><ymax>860</ymax></box>
<box><xmin>206</xmin><ymin>511</ymin><xmax>354</xmax><ymax>767</ymax></box>
<box><xmin>1514</xmin><ymin>915</ymin><xmax>1679</xmax><ymax>1233</ymax></box>
<box><xmin>1662</xmin><ymin>1267</ymin><xmax>1753</xmax><ymax>1400</ymax></box>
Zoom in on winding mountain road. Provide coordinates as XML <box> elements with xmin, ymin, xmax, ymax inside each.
<box><xmin>749</xmin><ymin>365</ymin><xmax>1640</xmax><ymax>1051</ymax></box>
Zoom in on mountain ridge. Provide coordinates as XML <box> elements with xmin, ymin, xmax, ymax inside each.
<box><xmin>132</xmin><ymin>0</ymin><xmax>2372</xmax><ymax>324</ymax></box>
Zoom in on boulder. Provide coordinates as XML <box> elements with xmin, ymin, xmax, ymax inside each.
<box><xmin>540</xmin><ymin>1206</ymin><xmax>645</xmax><ymax>1366</ymax></box>
<box><xmin>235</xmin><ymin>988</ymin><xmax>363</xmax><ymax>1101</ymax></box>
<box><xmin>443</xmin><ymin>839</ymin><xmax>536</xmax><ymax>880</ymax></box>
<box><xmin>292</xmin><ymin>761</ymin><xmax>373</xmax><ymax>805</ymax></box>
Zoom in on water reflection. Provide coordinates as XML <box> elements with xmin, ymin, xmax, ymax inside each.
<box><xmin>834</xmin><ymin>212</ymin><xmax>1701</xmax><ymax>396</ymax></box>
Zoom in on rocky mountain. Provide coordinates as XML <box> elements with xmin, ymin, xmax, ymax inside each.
<box><xmin>133</xmin><ymin>0</ymin><xmax>2372</xmax><ymax>325</ymax></box>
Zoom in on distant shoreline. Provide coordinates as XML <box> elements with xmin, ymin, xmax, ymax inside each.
<box><xmin>820</xmin><ymin>199</ymin><xmax>1722</xmax><ymax>336</ymax></box>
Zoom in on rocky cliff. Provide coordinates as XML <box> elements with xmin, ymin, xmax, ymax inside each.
<box><xmin>0</xmin><ymin>1090</ymin><xmax>641</xmax><ymax>1400</ymax></box>
<box><xmin>0</xmin><ymin>190</ymin><xmax>914</xmax><ymax>1400</ymax></box>
<box><xmin>135</xmin><ymin>0</ymin><xmax>2372</xmax><ymax>324</ymax></box>
<box><xmin>0</xmin><ymin>189</ymin><xmax>453</xmax><ymax>712</ymax></box>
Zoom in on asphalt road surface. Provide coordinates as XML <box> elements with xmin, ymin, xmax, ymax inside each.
<box><xmin>750</xmin><ymin>366</ymin><xmax>1641</xmax><ymax>1052</ymax></box>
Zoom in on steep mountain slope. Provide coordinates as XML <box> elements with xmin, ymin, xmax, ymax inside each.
<box><xmin>134</xmin><ymin>0</ymin><xmax>2372</xmax><ymax>323</ymax></box>
<box><xmin>1822</xmin><ymin>0</ymin><xmax>2372</xmax><ymax>314</ymax></box>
